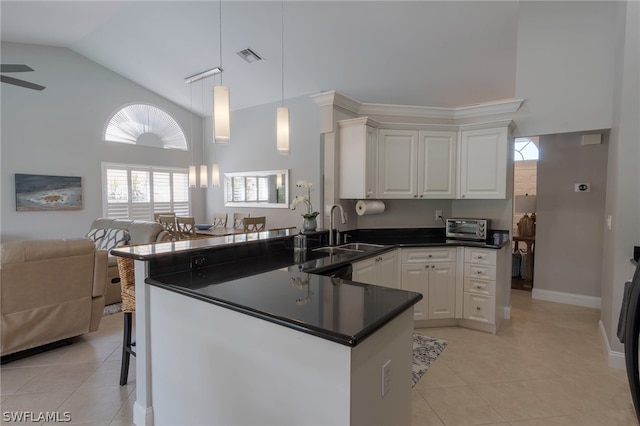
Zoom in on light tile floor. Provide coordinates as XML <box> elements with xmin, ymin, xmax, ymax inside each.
<box><xmin>1</xmin><ymin>290</ymin><xmax>637</xmax><ymax>426</ymax></box>
<box><xmin>413</xmin><ymin>290</ymin><xmax>639</xmax><ymax>426</ymax></box>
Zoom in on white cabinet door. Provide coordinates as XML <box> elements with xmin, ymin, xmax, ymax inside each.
<box><xmin>338</xmin><ymin>119</ymin><xmax>378</xmax><ymax>199</ymax></box>
<box><xmin>459</xmin><ymin>127</ymin><xmax>508</xmax><ymax>199</ymax></box>
<box><xmin>377</xmin><ymin>250</ymin><xmax>399</xmax><ymax>288</ymax></box>
<box><xmin>400</xmin><ymin>264</ymin><xmax>428</xmax><ymax>321</ymax></box>
<box><xmin>418</xmin><ymin>131</ymin><xmax>457</xmax><ymax>199</ymax></box>
<box><xmin>428</xmin><ymin>262</ymin><xmax>456</xmax><ymax>319</ymax></box>
<box><xmin>352</xmin><ymin>257</ymin><xmax>377</xmax><ymax>285</ymax></box>
<box><xmin>377</xmin><ymin>129</ymin><xmax>418</xmax><ymax>198</ymax></box>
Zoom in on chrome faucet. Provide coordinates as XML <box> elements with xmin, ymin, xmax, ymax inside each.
<box><xmin>329</xmin><ymin>204</ymin><xmax>347</xmax><ymax>246</ymax></box>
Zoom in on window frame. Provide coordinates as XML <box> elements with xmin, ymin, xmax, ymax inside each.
<box><xmin>101</xmin><ymin>162</ymin><xmax>190</xmax><ymax>220</ymax></box>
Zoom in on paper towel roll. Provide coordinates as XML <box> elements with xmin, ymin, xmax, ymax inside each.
<box><xmin>355</xmin><ymin>200</ymin><xmax>386</xmax><ymax>216</ymax></box>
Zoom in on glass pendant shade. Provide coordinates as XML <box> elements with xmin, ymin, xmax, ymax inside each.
<box><xmin>211</xmin><ymin>163</ymin><xmax>220</xmax><ymax>187</ymax></box>
<box><xmin>188</xmin><ymin>165</ymin><xmax>197</xmax><ymax>188</ymax></box>
<box><xmin>199</xmin><ymin>165</ymin><xmax>208</xmax><ymax>188</ymax></box>
<box><xmin>213</xmin><ymin>85</ymin><xmax>230</xmax><ymax>143</ymax></box>
<box><xmin>276</xmin><ymin>106</ymin><xmax>290</xmax><ymax>154</ymax></box>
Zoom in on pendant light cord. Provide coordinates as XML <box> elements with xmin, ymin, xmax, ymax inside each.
<box><xmin>219</xmin><ymin>0</ymin><xmax>223</xmax><ymax>86</ymax></box>
<box><xmin>281</xmin><ymin>0</ymin><xmax>284</xmax><ymax>108</ymax></box>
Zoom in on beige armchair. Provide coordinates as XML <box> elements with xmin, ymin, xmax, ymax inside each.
<box><xmin>1</xmin><ymin>238</ymin><xmax>108</xmax><ymax>357</ymax></box>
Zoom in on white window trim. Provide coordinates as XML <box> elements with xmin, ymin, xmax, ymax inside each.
<box><xmin>101</xmin><ymin>162</ymin><xmax>190</xmax><ymax>220</ymax></box>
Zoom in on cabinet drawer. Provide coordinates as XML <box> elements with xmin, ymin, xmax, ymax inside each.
<box><xmin>463</xmin><ymin>293</ymin><xmax>495</xmax><ymax>324</ymax></box>
<box><xmin>401</xmin><ymin>248</ymin><xmax>456</xmax><ymax>264</ymax></box>
<box><xmin>463</xmin><ymin>263</ymin><xmax>496</xmax><ymax>281</ymax></box>
<box><xmin>464</xmin><ymin>248</ymin><xmax>496</xmax><ymax>265</ymax></box>
<box><xmin>464</xmin><ymin>277</ymin><xmax>496</xmax><ymax>296</ymax></box>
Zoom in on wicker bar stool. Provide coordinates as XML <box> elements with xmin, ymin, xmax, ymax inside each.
<box><xmin>117</xmin><ymin>256</ymin><xmax>136</xmax><ymax>386</ymax></box>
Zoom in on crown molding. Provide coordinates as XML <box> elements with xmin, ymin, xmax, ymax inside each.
<box><xmin>310</xmin><ymin>91</ymin><xmax>523</xmax><ymax>121</ymax></box>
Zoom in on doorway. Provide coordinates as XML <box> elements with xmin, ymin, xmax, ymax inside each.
<box><xmin>512</xmin><ymin>137</ymin><xmax>539</xmax><ymax>291</ymax></box>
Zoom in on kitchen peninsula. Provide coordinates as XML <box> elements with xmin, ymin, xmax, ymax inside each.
<box><xmin>111</xmin><ymin>229</ymin><xmax>422</xmax><ymax>426</ymax></box>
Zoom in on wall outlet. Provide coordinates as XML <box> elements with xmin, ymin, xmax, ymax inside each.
<box><xmin>382</xmin><ymin>360</ymin><xmax>391</xmax><ymax>397</ymax></box>
<box><xmin>435</xmin><ymin>210</ymin><xmax>443</xmax><ymax>221</ymax></box>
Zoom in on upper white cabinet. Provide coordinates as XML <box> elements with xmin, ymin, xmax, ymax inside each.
<box><xmin>337</xmin><ymin>117</ymin><xmax>512</xmax><ymax>200</ymax></box>
<box><xmin>377</xmin><ymin>129</ymin><xmax>456</xmax><ymax>199</ymax></box>
<box><xmin>377</xmin><ymin>129</ymin><xmax>418</xmax><ymax>198</ymax></box>
<box><xmin>458</xmin><ymin>126</ymin><xmax>509</xmax><ymax>199</ymax></box>
<box><xmin>338</xmin><ymin>118</ymin><xmax>378</xmax><ymax>199</ymax></box>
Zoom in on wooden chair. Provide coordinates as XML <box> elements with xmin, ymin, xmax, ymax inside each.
<box><xmin>158</xmin><ymin>215</ymin><xmax>178</xmax><ymax>239</ymax></box>
<box><xmin>243</xmin><ymin>216</ymin><xmax>266</xmax><ymax>233</ymax></box>
<box><xmin>233</xmin><ymin>213</ymin><xmax>249</xmax><ymax>229</ymax></box>
<box><xmin>176</xmin><ymin>216</ymin><xmax>197</xmax><ymax>239</ymax></box>
<box><xmin>117</xmin><ymin>256</ymin><xmax>136</xmax><ymax>386</ymax></box>
<box><xmin>212</xmin><ymin>213</ymin><xmax>228</xmax><ymax>228</ymax></box>
<box><xmin>153</xmin><ymin>212</ymin><xmax>175</xmax><ymax>222</ymax></box>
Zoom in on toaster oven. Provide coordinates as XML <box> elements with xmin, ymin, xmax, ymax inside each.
<box><xmin>445</xmin><ymin>218</ymin><xmax>490</xmax><ymax>241</ymax></box>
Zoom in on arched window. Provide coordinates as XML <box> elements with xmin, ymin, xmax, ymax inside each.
<box><xmin>104</xmin><ymin>104</ymin><xmax>187</xmax><ymax>150</ymax></box>
<box><xmin>514</xmin><ymin>137</ymin><xmax>539</xmax><ymax>161</ymax></box>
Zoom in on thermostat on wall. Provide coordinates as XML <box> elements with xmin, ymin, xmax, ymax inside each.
<box><xmin>575</xmin><ymin>183</ymin><xmax>591</xmax><ymax>192</ymax></box>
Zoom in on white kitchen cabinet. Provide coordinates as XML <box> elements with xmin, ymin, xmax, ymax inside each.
<box><xmin>462</xmin><ymin>247</ymin><xmax>496</xmax><ymax>324</ymax></box>
<box><xmin>378</xmin><ymin>129</ymin><xmax>456</xmax><ymax>199</ymax></box>
<box><xmin>338</xmin><ymin>117</ymin><xmax>378</xmax><ymax>199</ymax></box>
<box><xmin>352</xmin><ymin>250</ymin><xmax>399</xmax><ymax>288</ymax></box>
<box><xmin>400</xmin><ymin>248</ymin><xmax>456</xmax><ymax>320</ymax></box>
<box><xmin>458</xmin><ymin>126</ymin><xmax>509</xmax><ymax>199</ymax></box>
<box><xmin>377</xmin><ymin>129</ymin><xmax>417</xmax><ymax>198</ymax></box>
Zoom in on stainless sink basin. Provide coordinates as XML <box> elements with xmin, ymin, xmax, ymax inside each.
<box><xmin>336</xmin><ymin>243</ymin><xmax>384</xmax><ymax>252</ymax></box>
<box><xmin>313</xmin><ymin>246</ymin><xmax>361</xmax><ymax>254</ymax></box>
<box><xmin>312</xmin><ymin>242</ymin><xmax>385</xmax><ymax>254</ymax></box>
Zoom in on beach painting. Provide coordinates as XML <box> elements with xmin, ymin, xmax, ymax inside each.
<box><xmin>15</xmin><ymin>173</ymin><xmax>83</xmax><ymax>211</ymax></box>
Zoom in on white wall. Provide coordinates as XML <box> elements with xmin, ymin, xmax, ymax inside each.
<box><xmin>513</xmin><ymin>1</ymin><xmax>617</xmax><ymax>137</ymax></box>
<box><xmin>601</xmin><ymin>0</ymin><xmax>640</xmax><ymax>355</ymax></box>
<box><xmin>203</xmin><ymin>95</ymin><xmax>321</xmax><ymax>231</ymax></box>
<box><xmin>534</xmin><ymin>131</ymin><xmax>609</xmax><ymax>300</ymax></box>
<box><xmin>0</xmin><ymin>42</ymin><xmax>204</xmax><ymax>242</ymax></box>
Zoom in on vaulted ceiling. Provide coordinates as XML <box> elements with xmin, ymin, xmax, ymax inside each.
<box><xmin>1</xmin><ymin>1</ymin><xmax>519</xmax><ymax>116</ymax></box>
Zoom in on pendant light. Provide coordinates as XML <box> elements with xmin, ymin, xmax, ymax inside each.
<box><xmin>188</xmin><ymin>83</ymin><xmax>197</xmax><ymax>187</ymax></box>
<box><xmin>199</xmin><ymin>79</ymin><xmax>208</xmax><ymax>188</ymax></box>
<box><xmin>213</xmin><ymin>0</ymin><xmax>230</xmax><ymax>143</ymax></box>
<box><xmin>276</xmin><ymin>0</ymin><xmax>290</xmax><ymax>154</ymax></box>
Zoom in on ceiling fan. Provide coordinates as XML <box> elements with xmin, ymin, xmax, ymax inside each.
<box><xmin>1</xmin><ymin>64</ymin><xmax>45</xmax><ymax>91</ymax></box>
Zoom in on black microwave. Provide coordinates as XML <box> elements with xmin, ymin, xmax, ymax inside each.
<box><xmin>445</xmin><ymin>218</ymin><xmax>490</xmax><ymax>241</ymax></box>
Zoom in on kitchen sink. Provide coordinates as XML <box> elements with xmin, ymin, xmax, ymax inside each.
<box><xmin>336</xmin><ymin>243</ymin><xmax>384</xmax><ymax>252</ymax></box>
<box><xmin>312</xmin><ymin>242</ymin><xmax>385</xmax><ymax>254</ymax></box>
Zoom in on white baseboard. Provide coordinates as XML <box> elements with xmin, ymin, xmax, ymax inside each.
<box><xmin>133</xmin><ymin>403</ymin><xmax>153</xmax><ymax>426</ymax></box>
<box><xmin>599</xmin><ymin>320</ymin><xmax>626</xmax><ymax>370</ymax></box>
<box><xmin>532</xmin><ymin>288</ymin><xmax>601</xmax><ymax>309</ymax></box>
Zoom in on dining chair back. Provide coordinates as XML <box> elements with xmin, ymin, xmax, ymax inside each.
<box><xmin>116</xmin><ymin>257</ymin><xmax>136</xmax><ymax>386</ymax></box>
<box><xmin>176</xmin><ymin>216</ymin><xmax>197</xmax><ymax>239</ymax></box>
<box><xmin>158</xmin><ymin>215</ymin><xmax>178</xmax><ymax>239</ymax></box>
<box><xmin>153</xmin><ymin>212</ymin><xmax>175</xmax><ymax>222</ymax></box>
<box><xmin>233</xmin><ymin>213</ymin><xmax>249</xmax><ymax>229</ymax></box>
<box><xmin>243</xmin><ymin>216</ymin><xmax>266</xmax><ymax>233</ymax></box>
<box><xmin>212</xmin><ymin>213</ymin><xmax>228</xmax><ymax>228</ymax></box>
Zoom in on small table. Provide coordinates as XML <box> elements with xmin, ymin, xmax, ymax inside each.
<box><xmin>513</xmin><ymin>235</ymin><xmax>535</xmax><ymax>282</ymax></box>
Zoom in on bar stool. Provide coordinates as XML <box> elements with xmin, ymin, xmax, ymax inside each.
<box><xmin>117</xmin><ymin>256</ymin><xmax>136</xmax><ymax>386</ymax></box>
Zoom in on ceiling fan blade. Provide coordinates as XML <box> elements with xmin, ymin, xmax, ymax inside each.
<box><xmin>1</xmin><ymin>64</ymin><xmax>34</xmax><ymax>73</ymax></box>
<box><xmin>0</xmin><ymin>75</ymin><xmax>45</xmax><ymax>91</ymax></box>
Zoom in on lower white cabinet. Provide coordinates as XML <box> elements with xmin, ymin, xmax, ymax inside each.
<box><xmin>462</xmin><ymin>247</ymin><xmax>497</xmax><ymax>324</ymax></box>
<box><xmin>352</xmin><ymin>250</ymin><xmax>399</xmax><ymax>288</ymax></box>
<box><xmin>400</xmin><ymin>248</ymin><xmax>456</xmax><ymax>320</ymax></box>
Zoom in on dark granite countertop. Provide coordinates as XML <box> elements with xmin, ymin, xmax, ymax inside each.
<box><xmin>146</xmin><ymin>266</ymin><xmax>422</xmax><ymax>347</ymax></box>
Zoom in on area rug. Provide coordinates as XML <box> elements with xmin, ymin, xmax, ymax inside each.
<box><xmin>412</xmin><ymin>333</ymin><xmax>447</xmax><ymax>388</ymax></box>
<box><xmin>103</xmin><ymin>302</ymin><xmax>122</xmax><ymax>316</ymax></box>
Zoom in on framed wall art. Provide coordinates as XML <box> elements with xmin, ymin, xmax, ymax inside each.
<box><xmin>15</xmin><ymin>173</ymin><xmax>83</xmax><ymax>211</ymax></box>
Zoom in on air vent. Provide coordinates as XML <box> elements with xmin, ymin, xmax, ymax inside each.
<box><xmin>237</xmin><ymin>48</ymin><xmax>263</xmax><ymax>63</ymax></box>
